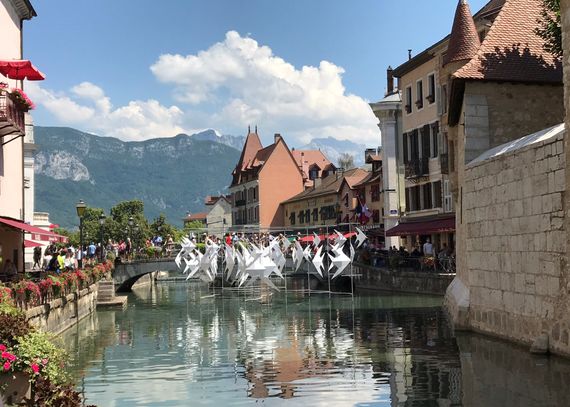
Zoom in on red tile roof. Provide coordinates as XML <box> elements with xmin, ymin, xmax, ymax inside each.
<box><xmin>236</xmin><ymin>132</ymin><xmax>263</xmax><ymax>171</ymax></box>
<box><xmin>453</xmin><ymin>0</ymin><xmax>562</xmax><ymax>83</ymax></box>
<box><xmin>185</xmin><ymin>212</ymin><xmax>208</xmax><ymax>221</ymax></box>
<box><xmin>291</xmin><ymin>149</ymin><xmax>333</xmax><ymax>179</ymax></box>
<box><xmin>444</xmin><ymin>0</ymin><xmax>481</xmax><ymax>65</ymax></box>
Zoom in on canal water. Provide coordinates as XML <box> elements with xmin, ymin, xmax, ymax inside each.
<box><xmin>61</xmin><ymin>282</ymin><xmax>570</xmax><ymax>406</ymax></box>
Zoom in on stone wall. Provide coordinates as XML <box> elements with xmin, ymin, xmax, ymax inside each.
<box><xmin>354</xmin><ymin>263</ymin><xmax>454</xmax><ymax>295</ymax></box>
<box><xmin>463</xmin><ymin>82</ymin><xmax>564</xmax><ymax>163</ymax></box>
<box><xmin>25</xmin><ymin>284</ymin><xmax>98</xmax><ymax>335</ymax></box>
<box><xmin>448</xmin><ymin>129</ymin><xmax>570</xmax><ymax>355</ymax></box>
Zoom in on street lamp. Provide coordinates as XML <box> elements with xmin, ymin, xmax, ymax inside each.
<box><xmin>99</xmin><ymin>213</ymin><xmax>106</xmax><ymax>263</ymax></box>
<box><xmin>128</xmin><ymin>217</ymin><xmax>134</xmax><ymax>259</ymax></box>
<box><xmin>76</xmin><ymin>200</ymin><xmax>87</xmax><ymax>268</ymax></box>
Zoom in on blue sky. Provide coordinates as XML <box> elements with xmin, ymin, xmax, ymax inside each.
<box><xmin>24</xmin><ymin>0</ymin><xmax>489</xmax><ymax>146</ymax></box>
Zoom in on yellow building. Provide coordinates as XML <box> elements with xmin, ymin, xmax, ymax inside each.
<box><xmin>281</xmin><ymin>168</ymin><xmax>368</xmax><ymax>229</ymax></box>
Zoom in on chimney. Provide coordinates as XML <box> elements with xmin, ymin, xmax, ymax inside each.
<box><xmin>408</xmin><ymin>49</ymin><xmax>412</xmax><ymax>60</ymax></box>
<box><xmin>386</xmin><ymin>66</ymin><xmax>394</xmax><ymax>95</ymax></box>
<box><xmin>274</xmin><ymin>133</ymin><xmax>282</xmax><ymax>143</ymax></box>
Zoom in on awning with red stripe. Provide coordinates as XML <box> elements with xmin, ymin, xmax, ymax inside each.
<box><xmin>24</xmin><ymin>239</ymin><xmax>45</xmax><ymax>248</ymax></box>
<box><xmin>0</xmin><ymin>216</ymin><xmax>68</xmax><ymax>243</ymax></box>
<box><xmin>386</xmin><ymin>216</ymin><xmax>455</xmax><ymax>237</ymax></box>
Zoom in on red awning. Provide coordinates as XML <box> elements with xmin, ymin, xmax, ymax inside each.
<box><xmin>386</xmin><ymin>216</ymin><xmax>456</xmax><ymax>237</ymax></box>
<box><xmin>24</xmin><ymin>239</ymin><xmax>44</xmax><ymax>248</ymax></box>
<box><xmin>0</xmin><ymin>60</ymin><xmax>45</xmax><ymax>80</ymax></box>
<box><xmin>299</xmin><ymin>232</ymin><xmax>356</xmax><ymax>242</ymax></box>
<box><xmin>0</xmin><ymin>217</ymin><xmax>68</xmax><ymax>243</ymax></box>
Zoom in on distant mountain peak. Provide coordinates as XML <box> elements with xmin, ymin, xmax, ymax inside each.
<box><xmin>299</xmin><ymin>136</ymin><xmax>370</xmax><ymax>167</ymax></box>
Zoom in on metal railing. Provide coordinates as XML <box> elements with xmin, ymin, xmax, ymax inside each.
<box><xmin>0</xmin><ymin>90</ymin><xmax>25</xmax><ymax>134</ymax></box>
<box><xmin>404</xmin><ymin>157</ymin><xmax>429</xmax><ymax>179</ymax></box>
<box><xmin>235</xmin><ymin>199</ymin><xmax>246</xmax><ymax>207</ymax></box>
<box><xmin>363</xmin><ymin>250</ymin><xmax>456</xmax><ymax>273</ymax></box>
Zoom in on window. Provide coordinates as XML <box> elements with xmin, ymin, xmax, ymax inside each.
<box><xmin>290</xmin><ymin>211</ymin><xmax>296</xmax><ymax>225</ymax></box>
<box><xmin>416</xmin><ymin>80</ymin><xmax>423</xmax><ymax>109</ymax></box>
<box><xmin>433</xmin><ymin>181</ymin><xmax>442</xmax><ymax>208</ymax></box>
<box><xmin>431</xmin><ymin>122</ymin><xmax>439</xmax><ymax>158</ymax></box>
<box><xmin>444</xmin><ymin>180</ymin><xmax>453</xmax><ymax>213</ymax></box>
<box><xmin>422</xmin><ymin>183</ymin><xmax>432</xmax><ymax>210</ymax></box>
<box><xmin>427</xmin><ymin>74</ymin><xmax>436</xmax><ymax>104</ymax></box>
<box><xmin>299</xmin><ymin>210</ymin><xmax>305</xmax><ymax>224</ymax></box>
<box><xmin>442</xmin><ymin>84</ymin><xmax>448</xmax><ymax>114</ymax></box>
<box><xmin>371</xmin><ymin>184</ymin><xmax>380</xmax><ymax>202</ymax></box>
<box><xmin>421</xmin><ymin>125</ymin><xmax>430</xmax><ymax>159</ymax></box>
<box><xmin>255</xmin><ymin>206</ymin><xmax>259</xmax><ymax>221</ymax></box>
<box><xmin>305</xmin><ymin>209</ymin><xmax>311</xmax><ymax>223</ymax></box>
<box><xmin>253</xmin><ymin>187</ymin><xmax>257</xmax><ymax>201</ymax></box>
<box><xmin>312</xmin><ymin>208</ymin><xmax>319</xmax><ymax>222</ymax></box>
<box><xmin>309</xmin><ymin>168</ymin><xmax>319</xmax><ymax>180</ymax></box>
<box><xmin>405</xmin><ymin>86</ymin><xmax>412</xmax><ymax>114</ymax></box>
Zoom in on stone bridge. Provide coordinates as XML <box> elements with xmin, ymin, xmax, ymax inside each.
<box><xmin>113</xmin><ymin>258</ymin><xmax>178</xmax><ymax>292</ymax></box>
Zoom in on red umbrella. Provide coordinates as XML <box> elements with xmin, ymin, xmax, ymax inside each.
<box><xmin>0</xmin><ymin>60</ymin><xmax>45</xmax><ymax>81</ymax></box>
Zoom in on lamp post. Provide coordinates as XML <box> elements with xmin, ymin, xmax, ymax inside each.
<box><xmin>76</xmin><ymin>200</ymin><xmax>87</xmax><ymax>268</ymax></box>
<box><xmin>99</xmin><ymin>213</ymin><xmax>106</xmax><ymax>263</ymax></box>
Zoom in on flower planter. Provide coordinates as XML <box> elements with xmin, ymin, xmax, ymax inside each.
<box><xmin>0</xmin><ymin>372</ymin><xmax>30</xmax><ymax>405</ymax></box>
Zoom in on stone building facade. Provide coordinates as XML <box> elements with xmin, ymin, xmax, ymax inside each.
<box><xmin>447</xmin><ymin>125</ymin><xmax>568</xmax><ymax>354</ymax></box>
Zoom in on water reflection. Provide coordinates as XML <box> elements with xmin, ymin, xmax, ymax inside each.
<box><xmin>63</xmin><ymin>282</ymin><xmax>570</xmax><ymax>406</ymax></box>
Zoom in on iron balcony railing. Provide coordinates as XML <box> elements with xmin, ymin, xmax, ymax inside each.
<box><xmin>235</xmin><ymin>199</ymin><xmax>246</xmax><ymax>207</ymax></box>
<box><xmin>404</xmin><ymin>157</ymin><xmax>429</xmax><ymax>179</ymax></box>
<box><xmin>0</xmin><ymin>90</ymin><xmax>25</xmax><ymax>134</ymax></box>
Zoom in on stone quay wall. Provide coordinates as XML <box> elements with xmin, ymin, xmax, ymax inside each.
<box><xmin>354</xmin><ymin>263</ymin><xmax>454</xmax><ymax>295</ymax></box>
<box><xmin>448</xmin><ymin>130</ymin><xmax>570</xmax><ymax>355</ymax></box>
<box><xmin>25</xmin><ymin>284</ymin><xmax>98</xmax><ymax>335</ymax></box>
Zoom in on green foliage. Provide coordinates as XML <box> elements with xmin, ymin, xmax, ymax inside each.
<box><xmin>24</xmin><ymin>376</ymin><xmax>95</xmax><ymax>407</ymax></box>
<box><xmin>184</xmin><ymin>220</ymin><xmax>207</xmax><ymax>233</ymax></box>
<box><xmin>536</xmin><ymin>0</ymin><xmax>561</xmax><ymax>57</ymax></box>
<box><xmin>0</xmin><ymin>312</ymin><xmax>31</xmax><ymax>347</ymax></box>
<box><xmin>15</xmin><ymin>331</ymin><xmax>70</xmax><ymax>385</ymax></box>
<box><xmin>338</xmin><ymin>153</ymin><xmax>355</xmax><ymax>170</ymax></box>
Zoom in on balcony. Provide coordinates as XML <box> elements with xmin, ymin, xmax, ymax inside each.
<box><xmin>0</xmin><ymin>90</ymin><xmax>26</xmax><ymax>136</ymax></box>
<box><xmin>405</xmin><ymin>157</ymin><xmax>429</xmax><ymax>179</ymax></box>
<box><xmin>440</xmin><ymin>153</ymin><xmax>449</xmax><ymax>174</ymax></box>
<box><xmin>235</xmin><ymin>199</ymin><xmax>246</xmax><ymax>207</ymax></box>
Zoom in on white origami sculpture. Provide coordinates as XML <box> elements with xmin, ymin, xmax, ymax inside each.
<box><xmin>313</xmin><ymin>233</ymin><xmax>321</xmax><ymax>247</ymax></box>
<box><xmin>355</xmin><ymin>227</ymin><xmax>368</xmax><ymax>249</ymax></box>
<box><xmin>311</xmin><ymin>246</ymin><xmax>325</xmax><ymax>277</ymax></box>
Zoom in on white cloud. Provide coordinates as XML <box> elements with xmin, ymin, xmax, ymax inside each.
<box><xmin>27</xmin><ymin>82</ymin><xmax>185</xmax><ymax>141</ymax></box>
<box><xmin>27</xmin><ymin>31</ymin><xmax>379</xmax><ymax>146</ymax></box>
<box><xmin>151</xmin><ymin>31</ymin><xmax>379</xmax><ymax>145</ymax></box>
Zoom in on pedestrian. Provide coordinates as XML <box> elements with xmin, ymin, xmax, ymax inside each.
<box><xmin>33</xmin><ymin>246</ymin><xmax>42</xmax><ymax>270</ymax></box>
<box><xmin>423</xmin><ymin>238</ymin><xmax>434</xmax><ymax>257</ymax></box>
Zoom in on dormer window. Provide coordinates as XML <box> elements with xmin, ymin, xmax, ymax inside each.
<box><xmin>309</xmin><ymin>168</ymin><xmax>319</xmax><ymax>180</ymax></box>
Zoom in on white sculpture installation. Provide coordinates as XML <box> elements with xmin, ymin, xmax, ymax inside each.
<box><xmin>176</xmin><ymin>229</ymin><xmax>367</xmax><ymax>290</ymax></box>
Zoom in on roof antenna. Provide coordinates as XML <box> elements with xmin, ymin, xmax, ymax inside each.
<box><xmin>408</xmin><ymin>49</ymin><xmax>412</xmax><ymax>60</ymax></box>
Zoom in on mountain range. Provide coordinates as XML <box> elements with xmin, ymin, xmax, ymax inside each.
<box><xmin>33</xmin><ymin>127</ymin><xmax>375</xmax><ymax>228</ymax></box>
<box><xmin>34</xmin><ymin>127</ymin><xmax>241</xmax><ymax>228</ymax></box>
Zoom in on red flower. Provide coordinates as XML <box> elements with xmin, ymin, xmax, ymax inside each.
<box><xmin>31</xmin><ymin>363</ymin><xmax>40</xmax><ymax>374</ymax></box>
<box><xmin>0</xmin><ymin>344</ymin><xmax>6</xmax><ymax>352</ymax></box>
<box><xmin>3</xmin><ymin>361</ymin><xmax>11</xmax><ymax>371</ymax></box>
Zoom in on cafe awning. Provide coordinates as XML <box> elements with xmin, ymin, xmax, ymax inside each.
<box><xmin>386</xmin><ymin>216</ymin><xmax>455</xmax><ymax>237</ymax></box>
<box><xmin>0</xmin><ymin>216</ymin><xmax>68</xmax><ymax>243</ymax></box>
<box><xmin>24</xmin><ymin>239</ymin><xmax>44</xmax><ymax>248</ymax></box>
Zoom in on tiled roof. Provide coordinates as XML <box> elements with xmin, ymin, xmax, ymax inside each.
<box><xmin>453</xmin><ymin>0</ymin><xmax>562</xmax><ymax>83</ymax></box>
<box><xmin>236</xmin><ymin>132</ymin><xmax>263</xmax><ymax>171</ymax></box>
<box><xmin>282</xmin><ymin>168</ymin><xmax>367</xmax><ymax>204</ymax></box>
<box><xmin>353</xmin><ymin>172</ymin><xmax>382</xmax><ymax>187</ymax></box>
<box><xmin>250</xmin><ymin>144</ymin><xmax>277</xmax><ymax>168</ymax></box>
<box><xmin>185</xmin><ymin>212</ymin><xmax>208</xmax><ymax>221</ymax></box>
<box><xmin>444</xmin><ymin>0</ymin><xmax>480</xmax><ymax>65</ymax></box>
<box><xmin>291</xmin><ymin>150</ymin><xmax>333</xmax><ymax>179</ymax></box>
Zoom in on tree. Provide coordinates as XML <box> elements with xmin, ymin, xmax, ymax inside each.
<box><xmin>536</xmin><ymin>0</ymin><xmax>561</xmax><ymax>57</ymax></box>
<box><xmin>338</xmin><ymin>153</ymin><xmax>355</xmax><ymax>170</ymax></box>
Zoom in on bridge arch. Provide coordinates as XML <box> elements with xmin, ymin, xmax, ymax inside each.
<box><xmin>113</xmin><ymin>259</ymin><xmax>177</xmax><ymax>292</ymax></box>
